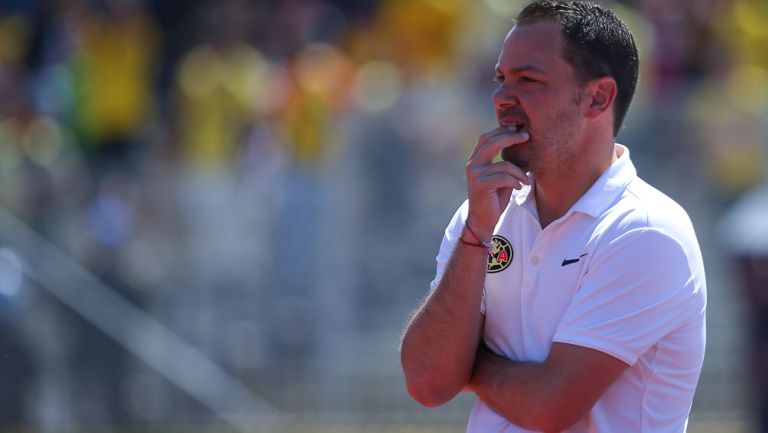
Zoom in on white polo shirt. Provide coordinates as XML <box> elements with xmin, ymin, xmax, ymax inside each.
<box><xmin>429</xmin><ymin>145</ymin><xmax>707</xmax><ymax>433</ymax></box>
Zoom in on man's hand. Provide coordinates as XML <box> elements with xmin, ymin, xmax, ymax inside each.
<box><xmin>465</xmin><ymin>126</ymin><xmax>530</xmax><ymax>240</ymax></box>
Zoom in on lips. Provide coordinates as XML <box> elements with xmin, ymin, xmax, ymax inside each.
<box><xmin>498</xmin><ymin>112</ymin><xmax>528</xmax><ymax>132</ymax></box>
<box><xmin>500</xmin><ymin>120</ymin><xmax>527</xmax><ymax>134</ymax></box>
<box><xmin>502</xmin><ymin>122</ymin><xmax>525</xmax><ymax>130</ymax></box>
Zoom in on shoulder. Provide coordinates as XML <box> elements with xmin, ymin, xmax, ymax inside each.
<box><xmin>599</xmin><ymin>177</ymin><xmax>700</xmax><ymax>253</ymax></box>
<box><xmin>571</xmin><ymin>180</ymin><xmax>707</xmax><ymax>336</ymax></box>
<box><xmin>585</xmin><ymin>177</ymin><xmax>706</xmax><ymax>297</ymax></box>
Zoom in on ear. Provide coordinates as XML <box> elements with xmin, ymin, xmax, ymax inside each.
<box><xmin>585</xmin><ymin>76</ymin><xmax>617</xmax><ymax>121</ymax></box>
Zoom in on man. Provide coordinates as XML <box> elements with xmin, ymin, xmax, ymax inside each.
<box><xmin>400</xmin><ymin>1</ymin><xmax>707</xmax><ymax>432</ymax></box>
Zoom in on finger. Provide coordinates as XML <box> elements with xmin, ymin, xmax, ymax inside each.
<box><xmin>471</xmin><ymin>128</ymin><xmax>530</xmax><ymax>164</ymax></box>
<box><xmin>470</xmin><ymin>161</ymin><xmax>531</xmax><ymax>185</ymax></box>
<box><xmin>472</xmin><ymin>172</ymin><xmax>524</xmax><ymax>191</ymax></box>
<box><xmin>470</xmin><ymin>167</ymin><xmax>529</xmax><ymax>188</ymax></box>
<box><xmin>475</xmin><ymin>126</ymin><xmax>510</xmax><ymax>147</ymax></box>
<box><xmin>467</xmin><ymin>126</ymin><xmax>514</xmax><ymax>160</ymax></box>
<box><xmin>498</xmin><ymin>186</ymin><xmax>514</xmax><ymax>207</ymax></box>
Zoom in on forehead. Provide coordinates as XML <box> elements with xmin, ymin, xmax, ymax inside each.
<box><xmin>496</xmin><ymin>21</ymin><xmax>568</xmax><ymax>72</ymax></box>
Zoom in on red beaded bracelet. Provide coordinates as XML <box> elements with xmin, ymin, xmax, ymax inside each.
<box><xmin>460</xmin><ymin>223</ymin><xmax>493</xmax><ymax>255</ymax></box>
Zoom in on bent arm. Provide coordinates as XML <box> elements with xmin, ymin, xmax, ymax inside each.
<box><xmin>468</xmin><ymin>342</ymin><xmax>629</xmax><ymax>432</ymax></box>
<box><xmin>400</xmin><ymin>238</ymin><xmax>487</xmax><ymax>407</ymax></box>
<box><xmin>402</xmin><ymin>126</ymin><xmax>531</xmax><ymax>407</ymax></box>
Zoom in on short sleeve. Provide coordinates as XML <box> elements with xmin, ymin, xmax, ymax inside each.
<box><xmin>428</xmin><ymin>200</ymin><xmax>487</xmax><ymax>315</ymax></box>
<box><xmin>552</xmin><ymin>228</ymin><xmax>705</xmax><ymax>366</ymax></box>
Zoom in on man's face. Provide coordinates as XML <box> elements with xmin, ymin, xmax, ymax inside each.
<box><xmin>493</xmin><ymin>21</ymin><xmax>586</xmax><ymax>174</ymax></box>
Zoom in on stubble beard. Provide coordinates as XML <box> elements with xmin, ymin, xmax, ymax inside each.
<box><xmin>501</xmin><ymin>143</ymin><xmax>532</xmax><ymax>172</ymax></box>
<box><xmin>502</xmin><ymin>95</ymin><xmax>582</xmax><ymax>176</ymax></box>
<box><xmin>501</xmin><ymin>126</ymin><xmax>576</xmax><ymax>177</ymax></box>
<box><xmin>499</xmin><ymin>118</ymin><xmax>536</xmax><ymax>172</ymax></box>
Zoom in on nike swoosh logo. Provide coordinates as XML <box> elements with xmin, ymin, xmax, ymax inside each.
<box><xmin>561</xmin><ymin>253</ymin><xmax>588</xmax><ymax>267</ymax></box>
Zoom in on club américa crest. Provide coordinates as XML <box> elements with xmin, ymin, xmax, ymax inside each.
<box><xmin>487</xmin><ymin>235</ymin><xmax>513</xmax><ymax>273</ymax></box>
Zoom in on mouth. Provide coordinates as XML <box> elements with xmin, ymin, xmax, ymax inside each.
<box><xmin>500</xmin><ymin>121</ymin><xmax>527</xmax><ymax>134</ymax></box>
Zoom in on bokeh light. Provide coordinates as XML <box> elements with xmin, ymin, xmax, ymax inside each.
<box><xmin>294</xmin><ymin>42</ymin><xmax>355</xmax><ymax>107</ymax></box>
<box><xmin>354</xmin><ymin>60</ymin><xmax>403</xmax><ymax>113</ymax></box>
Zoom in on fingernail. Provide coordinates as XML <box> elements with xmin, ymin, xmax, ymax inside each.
<box><xmin>506</xmin><ymin>125</ymin><xmax>517</xmax><ymax>132</ymax></box>
<box><xmin>520</xmin><ymin>132</ymin><xmax>529</xmax><ymax>140</ymax></box>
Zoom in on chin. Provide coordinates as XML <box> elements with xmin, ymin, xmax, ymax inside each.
<box><xmin>501</xmin><ymin>146</ymin><xmax>531</xmax><ymax>172</ymax></box>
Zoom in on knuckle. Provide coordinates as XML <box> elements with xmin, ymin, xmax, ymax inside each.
<box><xmin>496</xmin><ymin>161</ymin><xmax>514</xmax><ymax>173</ymax></box>
<box><xmin>506</xmin><ymin>162</ymin><xmax>522</xmax><ymax>174</ymax></box>
<box><xmin>480</xmin><ymin>134</ymin><xmax>497</xmax><ymax>147</ymax></box>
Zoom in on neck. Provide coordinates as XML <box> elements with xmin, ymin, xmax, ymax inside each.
<box><xmin>534</xmin><ymin>139</ymin><xmax>617</xmax><ymax>228</ymax></box>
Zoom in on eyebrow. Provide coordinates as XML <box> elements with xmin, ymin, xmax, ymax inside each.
<box><xmin>495</xmin><ymin>65</ymin><xmax>547</xmax><ymax>75</ymax></box>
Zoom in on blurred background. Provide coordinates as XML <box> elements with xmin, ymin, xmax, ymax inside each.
<box><xmin>0</xmin><ymin>0</ymin><xmax>767</xmax><ymax>431</ymax></box>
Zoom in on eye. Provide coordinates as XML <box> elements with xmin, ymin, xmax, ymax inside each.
<box><xmin>493</xmin><ymin>74</ymin><xmax>505</xmax><ymax>83</ymax></box>
<box><xmin>520</xmin><ymin>76</ymin><xmax>539</xmax><ymax>83</ymax></box>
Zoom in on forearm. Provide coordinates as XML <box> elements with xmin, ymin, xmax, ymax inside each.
<box><xmin>468</xmin><ymin>346</ymin><xmax>552</xmax><ymax>430</ymax></box>
<box><xmin>400</xmin><ymin>240</ymin><xmax>488</xmax><ymax>406</ymax></box>
<box><xmin>468</xmin><ymin>344</ymin><xmax>604</xmax><ymax>432</ymax></box>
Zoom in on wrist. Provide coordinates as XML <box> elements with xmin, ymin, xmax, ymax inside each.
<box><xmin>460</xmin><ymin>222</ymin><xmax>493</xmax><ymax>255</ymax></box>
<box><xmin>463</xmin><ymin>220</ymin><xmax>492</xmax><ymax>244</ymax></box>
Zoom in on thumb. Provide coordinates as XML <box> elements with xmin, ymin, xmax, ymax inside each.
<box><xmin>498</xmin><ymin>187</ymin><xmax>514</xmax><ymax>210</ymax></box>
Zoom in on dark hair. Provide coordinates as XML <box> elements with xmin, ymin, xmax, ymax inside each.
<box><xmin>517</xmin><ymin>1</ymin><xmax>639</xmax><ymax>136</ymax></box>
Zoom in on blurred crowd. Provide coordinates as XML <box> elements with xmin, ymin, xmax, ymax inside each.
<box><xmin>0</xmin><ymin>0</ymin><xmax>767</xmax><ymax>430</ymax></box>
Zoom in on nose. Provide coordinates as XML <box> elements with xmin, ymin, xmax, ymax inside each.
<box><xmin>492</xmin><ymin>84</ymin><xmax>518</xmax><ymax>111</ymax></box>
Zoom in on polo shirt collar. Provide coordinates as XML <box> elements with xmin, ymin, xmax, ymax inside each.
<box><xmin>512</xmin><ymin>144</ymin><xmax>637</xmax><ymax>219</ymax></box>
<box><xmin>570</xmin><ymin>144</ymin><xmax>636</xmax><ymax>217</ymax></box>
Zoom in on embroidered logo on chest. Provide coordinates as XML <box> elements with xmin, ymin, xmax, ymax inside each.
<box><xmin>487</xmin><ymin>235</ymin><xmax>513</xmax><ymax>273</ymax></box>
